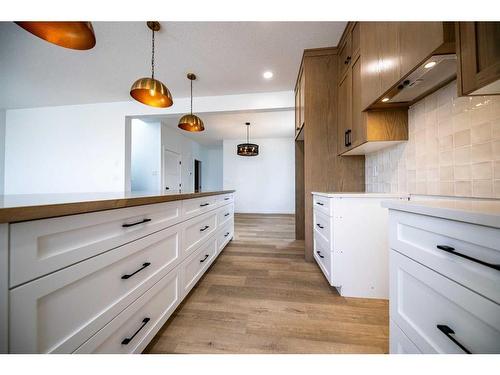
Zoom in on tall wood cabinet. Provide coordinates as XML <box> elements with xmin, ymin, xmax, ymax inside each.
<box><xmin>294</xmin><ymin>48</ymin><xmax>365</xmax><ymax>261</ymax></box>
<box><xmin>456</xmin><ymin>22</ymin><xmax>500</xmax><ymax>96</ymax></box>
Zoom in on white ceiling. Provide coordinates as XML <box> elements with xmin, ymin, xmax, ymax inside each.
<box><xmin>0</xmin><ymin>21</ymin><xmax>346</xmax><ymax>109</ymax></box>
<box><xmin>140</xmin><ymin>109</ymin><xmax>294</xmax><ymax>146</ymax></box>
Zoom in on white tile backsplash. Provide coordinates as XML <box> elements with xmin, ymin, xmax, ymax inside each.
<box><xmin>365</xmin><ymin>80</ymin><xmax>500</xmax><ymax>198</ymax></box>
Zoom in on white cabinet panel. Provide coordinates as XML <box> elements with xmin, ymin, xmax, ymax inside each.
<box><xmin>217</xmin><ymin>220</ymin><xmax>234</xmax><ymax>254</ymax></box>
<box><xmin>312</xmin><ymin>194</ymin><xmax>333</xmax><ymax>216</ymax></box>
<box><xmin>313</xmin><ymin>233</ymin><xmax>332</xmax><ymax>283</ymax></box>
<box><xmin>9</xmin><ymin>224</ymin><xmax>181</xmax><ymax>353</ymax></box>
<box><xmin>10</xmin><ymin>201</ymin><xmax>181</xmax><ymax>287</ymax></box>
<box><xmin>313</xmin><ymin>209</ymin><xmax>332</xmax><ymax>245</ymax></box>
<box><xmin>182</xmin><ymin>196</ymin><xmax>217</xmax><ymax>219</ymax></box>
<box><xmin>389</xmin><ymin>210</ymin><xmax>500</xmax><ymax>304</ymax></box>
<box><xmin>74</xmin><ymin>267</ymin><xmax>180</xmax><ymax>354</ymax></box>
<box><xmin>181</xmin><ymin>237</ymin><xmax>217</xmax><ymax>297</ymax></box>
<box><xmin>390</xmin><ymin>250</ymin><xmax>500</xmax><ymax>354</ymax></box>
<box><xmin>390</xmin><ymin>319</ymin><xmax>421</xmax><ymax>354</ymax></box>
<box><xmin>182</xmin><ymin>211</ymin><xmax>217</xmax><ymax>256</ymax></box>
<box><xmin>217</xmin><ymin>203</ymin><xmax>234</xmax><ymax>227</ymax></box>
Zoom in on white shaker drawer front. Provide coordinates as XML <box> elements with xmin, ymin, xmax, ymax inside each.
<box><xmin>181</xmin><ymin>196</ymin><xmax>217</xmax><ymax>219</ymax></box>
<box><xmin>216</xmin><ymin>193</ymin><xmax>234</xmax><ymax>206</ymax></box>
<box><xmin>217</xmin><ymin>220</ymin><xmax>234</xmax><ymax>254</ymax></box>
<box><xmin>313</xmin><ymin>233</ymin><xmax>332</xmax><ymax>283</ymax></box>
<box><xmin>313</xmin><ymin>209</ymin><xmax>332</xmax><ymax>245</ymax></box>
<box><xmin>182</xmin><ymin>211</ymin><xmax>217</xmax><ymax>256</ymax></box>
<box><xmin>9</xmin><ymin>201</ymin><xmax>182</xmax><ymax>287</ymax></box>
<box><xmin>9</xmin><ymin>224</ymin><xmax>181</xmax><ymax>354</ymax></box>
<box><xmin>389</xmin><ymin>211</ymin><xmax>500</xmax><ymax>304</ymax></box>
<box><xmin>217</xmin><ymin>203</ymin><xmax>234</xmax><ymax>226</ymax></box>
<box><xmin>181</xmin><ymin>237</ymin><xmax>217</xmax><ymax>297</ymax></box>
<box><xmin>390</xmin><ymin>320</ymin><xmax>421</xmax><ymax>354</ymax></box>
<box><xmin>313</xmin><ymin>195</ymin><xmax>333</xmax><ymax>216</ymax></box>
<box><xmin>74</xmin><ymin>267</ymin><xmax>180</xmax><ymax>354</ymax></box>
<box><xmin>390</xmin><ymin>250</ymin><xmax>500</xmax><ymax>354</ymax></box>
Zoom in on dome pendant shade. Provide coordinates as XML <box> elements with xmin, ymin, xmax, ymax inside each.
<box><xmin>130</xmin><ymin>77</ymin><xmax>173</xmax><ymax>108</ymax></box>
<box><xmin>15</xmin><ymin>21</ymin><xmax>96</xmax><ymax>50</ymax></box>
<box><xmin>178</xmin><ymin>114</ymin><xmax>205</xmax><ymax>132</ymax></box>
<box><xmin>130</xmin><ymin>21</ymin><xmax>173</xmax><ymax>108</ymax></box>
<box><xmin>178</xmin><ymin>73</ymin><xmax>204</xmax><ymax>132</ymax></box>
<box><xmin>237</xmin><ymin>122</ymin><xmax>259</xmax><ymax>156</ymax></box>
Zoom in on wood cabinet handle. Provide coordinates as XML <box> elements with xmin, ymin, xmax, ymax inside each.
<box><xmin>121</xmin><ymin>318</ymin><xmax>150</xmax><ymax>345</ymax></box>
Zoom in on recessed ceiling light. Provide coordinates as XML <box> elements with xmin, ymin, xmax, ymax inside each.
<box><xmin>263</xmin><ymin>71</ymin><xmax>273</xmax><ymax>79</ymax></box>
<box><xmin>424</xmin><ymin>61</ymin><xmax>437</xmax><ymax>69</ymax></box>
<box><xmin>381</xmin><ymin>97</ymin><xmax>390</xmax><ymax>102</ymax></box>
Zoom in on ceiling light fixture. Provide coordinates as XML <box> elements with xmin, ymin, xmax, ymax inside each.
<box><xmin>381</xmin><ymin>97</ymin><xmax>390</xmax><ymax>103</ymax></box>
<box><xmin>424</xmin><ymin>61</ymin><xmax>437</xmax><ymax>69</ymax></box>
<box><xmin>130</xmin><ymin>21</ymin><xmax>173</xmax><ymax>108</ymax></box>
<box><xmin>178</xmin><ymin>73</ymin><xmax>205</xmax><ymax>132</ymax></box>
<box><xmin>263</xmin><ymin>71</ymin><xmax>273</xmax><ymax>79</ymax></box>
<box><xmin>237</xmin><ymin>122</ymin><xmax>259</xmax><ymax>156</ymax></box>
<box><xmin>15</xmin><ymin>21</ymin><xmax>96</xmax><ymax>50</ymax></box>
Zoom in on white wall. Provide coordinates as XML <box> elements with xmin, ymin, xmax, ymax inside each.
<box><xmin>204</xmin><ymin>147</ymin><xmax>223</xmax><ymax>191</ymax></box>
<box><xmin>4</xmin><ymin>91</ymin><xmax>292</xmax><ymax>194</ymax></box>
<box><xmin>0</xmin><ymin>110</ymin><xmax>5</xmax><ymax>194</ymax></box>
<box><xmin>131</xmin><ymin>120</ymin><xmax>161</xmax><ymax>191</ymax></box>
<box><xmin>223</xmin><ymin>138</ymin><xmax>295</xmax><ymax>214</ymax></box>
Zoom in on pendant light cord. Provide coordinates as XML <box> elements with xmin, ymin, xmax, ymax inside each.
<box><xmin>151</xmin><ymin>27</ymin><xmax>155</xmax><ymax>79</ymax></box>
<box><xmin>247</xmin><ymin>123</ymin><xmax>249</xmax><ymax>143</ymax></box>
<box><xmin>190</xmin><ymin>79</ymin><xmax>193</xmax><ymax>115</ymax></box>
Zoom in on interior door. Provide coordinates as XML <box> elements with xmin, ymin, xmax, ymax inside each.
<box><xmin>163</xmin><ymin>149</ymin><xmax>181</xmax><ymax>192</ymax></box>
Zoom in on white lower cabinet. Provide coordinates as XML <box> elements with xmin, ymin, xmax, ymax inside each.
<box><xmin>6</xmin><ymin>193</ymin><xmax>235</xmax><ymax>353</ymax></box>
<box><xmin>390</xmin><ymin>320</ymin><xmax>421</xmax><ymax>354</ymax></box>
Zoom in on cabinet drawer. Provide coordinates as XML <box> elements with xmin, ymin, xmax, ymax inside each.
<box><xmin>182</xmin><ymin>196</ymin><xmax>217</xmax><ymax>219</ymax></box>
<box><xmin>313</xmin><ymin>233</ymin><xmax>331</xmax><ymax>282</ymax></box>
<box><xmin>390</xmin><ymin>250</ymin><xmax>500</xmax><ymax>354</ymax></box>
<box><xmin>312</xmin><ymin>194</ymin><xmax>333</xmax><ymax>216</ymax></box>
<box><xmin>217</xmin><ymin>203</ymin><xmax>234</xmax><ymax>226</ymax></box>
<box><xmin>389</xmin><ymin>210</ymin><xmax>500</xmax><ymax>303</ymax></box>
<box><xmin>182</xmin><ymin>211</ymin><xmax>217</xmax><ymax>256</ymax></box>
<box><xmin>181</xmin><ymin>237</ymin><xmax>217</xmax><ymax>297</ymax></box>
<box><xmin>390</xmin><ymin>319</ymin><xmax>421</xmax><ymax>354</ymax></box>
<box><xmin>313</xmin><ymin>209</ymin><xmax>332</xmax><ymax>245</ymax></box>
<box><xmin>9</xmin><ymin>201</ymin><xmax>182</xmax><ymax>287</ymax></box>
<box><xmin>9</xmin><ymin>224</ymin><xmax>181</xmax><ymax>353</ymax></box>
<box><xmin>217</xmin><ymin>220</ymin><xmax>234</xmax><ymax>254</ymax></box>
<box><xmin>74</xmin><ymin>267</ymin><xmax>180</xmax><ymax>354</ymax></box>
<box><xmin>216</xmin><ymin>193</ymin><xmax>234</xmax><ymax>206</ymax></box>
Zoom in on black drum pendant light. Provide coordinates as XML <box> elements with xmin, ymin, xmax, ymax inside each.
<box><xmin>178</xmin><ymin>73</ymin><xmax>204</xmax><ymax>132</ymax></box>
<box><xmin>237</xmin><ymin>122</ymin><xmax>259</xmax><ymax>156</ymax></box>
<box><xmin>130</xmin><ymin>22</ymin><xmax>173</xmax><ymax>108</ymax></box>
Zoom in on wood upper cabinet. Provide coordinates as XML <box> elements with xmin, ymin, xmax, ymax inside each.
<box><xmin>456</xmin><ymin>22</ymin><xmax>500</xmax><ymax>95</ymax></box>
<box><xmin>295</xmin><ymin>81</ymin><xmax>300</xmax><ymax>136</ymax></box>
<box><xmin>299</xmin><ymin>71</ymin><xmax>305</xmax><ymax>128</ymax></box>
<box><xmin>361</xmin><ymin>22</ymin><xmax>454</xmax><ymax>110</ymax></box>
<box><xmin>338</xmin><ymin>31</ymin><xmax>352</xmax><ymax>80</ymax></box>
<box><xmin>337</xmin><ymin>69</ymin><xmax>352</xmax><ymax>154</ymax></box>
<box><xmin>295</xmin><ymin>68</ymin><xmax>306</xmax><ymax>138</ymax></box>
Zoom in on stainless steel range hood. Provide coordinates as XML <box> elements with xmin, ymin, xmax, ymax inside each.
<box><xmin>385</xmin><ymin>54</ymin><xmax>457</xmax><ymax>104</ymax></box>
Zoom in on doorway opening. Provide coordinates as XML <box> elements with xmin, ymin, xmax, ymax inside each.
<box><xmin>194</xmin><ymin>159</ymin><xmax>202</xmax><ymax>192</ymax></box>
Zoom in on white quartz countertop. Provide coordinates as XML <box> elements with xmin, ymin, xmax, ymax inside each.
<box><xmin>312</xmin><ymin>192</ymin><xmax>409</xmax><ymax>199</ymax></box>
<box><xmin>381</xmin><ymin>199</ymin><xmax>500</xmax><ymax>229</ymax></box>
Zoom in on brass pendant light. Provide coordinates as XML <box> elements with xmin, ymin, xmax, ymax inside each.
<box><xmin>178</xmin><ymin>73</ymin><xmax>205</xmax><ymax>132</ymax></box>
<box><xmin>237</xmin><ymin>122</ymin><xmax>259</xmax><ymax>156</ymax></box>
<box><xmin>130</xmin><ymin>21</ymin><xmax>173</xmax><ymax>108</ymax></box>
<box><xmin>15</xmin><ymin>22</ymin><xmax>96</xmax><ymax>50</ymax></box>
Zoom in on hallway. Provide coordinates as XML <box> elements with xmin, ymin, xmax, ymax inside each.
<box><xmin>145</xmin><ymin>214</ymin><xmax>389</xmax><ymax>354</ymax></box>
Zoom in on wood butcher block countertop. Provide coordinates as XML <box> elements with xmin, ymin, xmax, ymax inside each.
<box><xmin>0</xmin><ymin>190</ymin><xmax>235</xmax><ymax>224</ymax></box>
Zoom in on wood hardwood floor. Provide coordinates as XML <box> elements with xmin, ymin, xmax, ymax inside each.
<box><xmin>145</xmin><ymin>213</ymin><xmax>389</xmax><ymax>354</ymax></box>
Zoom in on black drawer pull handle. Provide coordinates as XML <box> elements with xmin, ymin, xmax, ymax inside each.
<box><xmin>436</xmin><ymin>245</ymin><xmax>500</xmax><ymax>271</ymax></box>
<box><xmin>200</xmin><ymin>254</ymin><xmax>209</xmax><ymax>263</ymax></box>
<box><xmin>200</xmin><ymin>203</ymin><xmax>210</xmax><ymax>207</ymax></box>
<box><xmin>436</xmin><ymin>324</ymin><xmax>471</xmax><ymax>354</ymax></box>
<box><xmin>224</xmin><ymin>197</ymin><xmax>230</xmax><ymax>200</ymax></box>
<box><xmin>316</xmin><ymin>250</ymin><xmax>324</xmax><ymax>259</ymax></box>
<box><xmin>121</xmin><ymin>262</ymin><xmax>151</xmax><ymax>280</ymax></box>
<box><xmin>316</xmin><ymin>202</ymin><xmax>324</xmax><ymax>206</ymax></box>
<box><xmin>121</xmin><ymin>318</ymin><xmax>150</xmax><ymax>345</ymax></box>
<box><xmin>316</xmin><ymin>223</ymin><xmax>324</xmax><ymax>229</ymax></box>
<box><xmin>224</xmin><ymin>232</ymin><xmax>230</xmax><ymax>237</ymax></box>
<box><xmin>200</xmin><ymin>225</ymin><xmax>210</xmax><ymax>232</ymax></box>
<box><xmin>122</xmin><ymin>218</ymin><xmax>151</xmax><ymax>228</ymax></box>
<box><xmin>224</xmin><ymin>213</ymin><xmax>230</xmax><ymax>217</ymax></box>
